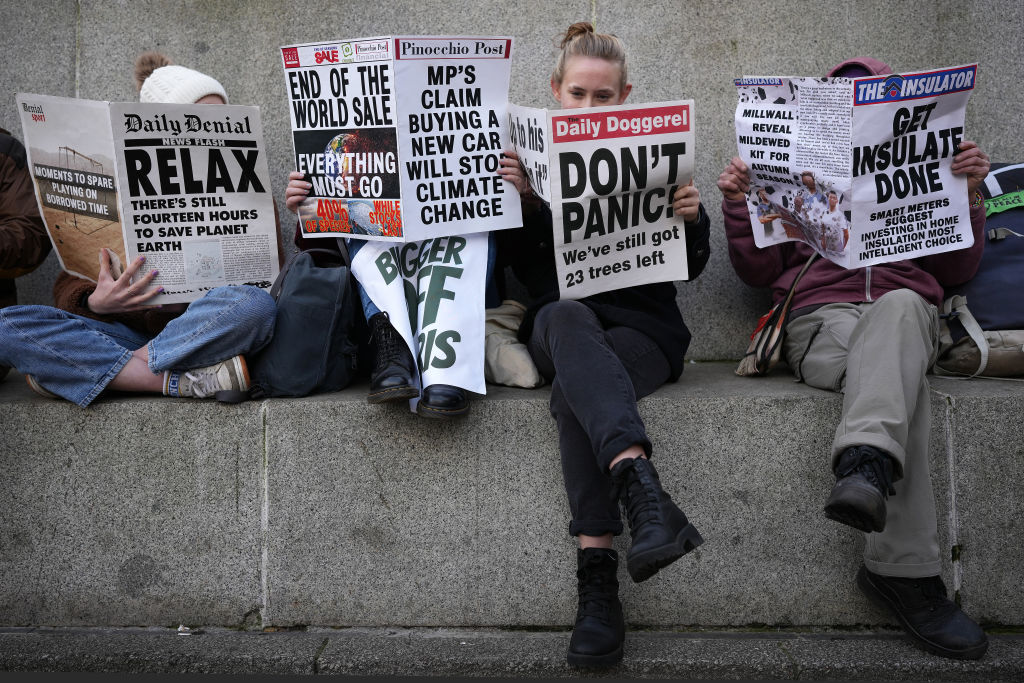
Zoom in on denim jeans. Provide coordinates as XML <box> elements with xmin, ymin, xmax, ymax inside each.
<box><xmin>0</xmin><ymin>285</ymin><xmax>276</xmax><ymax>407</ymax></box>
<box><xmin>528</xmin><ymin>300</ymin><xmax>671</xmax><ymax>537</ymax></box>
<box><xmin>347</xmin><ymin>232</ymin><xmax>500</xmax><ymax>320</ymax></box>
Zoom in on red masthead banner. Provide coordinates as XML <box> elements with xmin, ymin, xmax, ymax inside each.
<box><xmin>551</xmin><ymin>104</ymin><xmax>690</xmax><ymax>143</ymax></box>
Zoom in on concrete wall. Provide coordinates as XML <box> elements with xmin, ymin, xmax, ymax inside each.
<box><xmin>3</xmin><ymin>364</ymin><xmax>1023</xmax><ymax>629</ymax></box>
<box><xmin>3</xmin><ymin>0</ymin><xmax>1022</xmax><ymax>360</ymax></box>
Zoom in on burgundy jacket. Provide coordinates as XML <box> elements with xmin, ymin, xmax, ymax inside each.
<box><xmin>0</xmin><ymin>129</ymin><xmax>51</xmax><ymax>307</ymax></box>
<box><xmin>724</xmin><ymin>57</ymin><xmax>986</xmax><ymax>312</ymax></box>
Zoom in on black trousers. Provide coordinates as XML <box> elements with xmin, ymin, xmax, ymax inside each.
<box><xmin>528</xmin><ymin>300</ymin><xmax>670</xmax><ymax>537</ymax></box>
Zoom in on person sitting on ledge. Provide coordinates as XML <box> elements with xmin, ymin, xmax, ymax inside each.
<box><xmin>719</xmin><ymin>56</ymin><xmax>991</xmax><ymax>661</ymax></box>
<box><xmin>497</xmin><ymin>21</ymin><xmax>711</xmax><ymax>670</ymax></box>
<box><xmin>0</xmin><ymin>52</ymin><xmax>278</xmax><ymax>405</ymax></box>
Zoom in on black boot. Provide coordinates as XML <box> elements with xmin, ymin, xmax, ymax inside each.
<box><xmin>857</xmin><ymin>565</ymin><xmax>988</xmax><ymax>660</ymax></box>
<box><xmin>610</xmin><ymin>457</ymin><xmax>703</xmax><ymax>583</ymax></box>
<box><xmin>367</xmin><ymin>312</ymin><xmax>418</xmax><ymax>404</ymax></box>
<box><xmin>417</xmin><ymin>384</ymin><xmax>469</xmax><ymax>418</ymax></box>
<box><xmin>567</xmin><ymin>547</ymin><xmax>625</xmax><ymax>668</ymax></box>
<box><xmin>824</xmin><ymin>445</ymin><xmax>897</xmax><ymax>533</ymax></box>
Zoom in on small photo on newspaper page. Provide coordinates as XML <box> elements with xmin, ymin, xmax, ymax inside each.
<box><xmin>733</xmin><ymin>63</ymin><xmax>977</xmax><ymax>269</ymax></box>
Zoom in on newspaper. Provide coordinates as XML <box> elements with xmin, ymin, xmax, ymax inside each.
<box><xmin>733</xmin><ymin>63</ymin><xmax>977</xmax><ymax>268</ymax></box>
<box><xmin>508</xmin><ymin>100</ymin><xmax>695</xmax><ymax>299</ymax></box>
<box><xmin>15</xmin><ymin>93</ymin><xmax>279</xmax><ymax>303</ymax></box>
<box><xmin>281</xmin><ymin>36</ymin><xmax>522</xmax><ymax>242</ymax></box>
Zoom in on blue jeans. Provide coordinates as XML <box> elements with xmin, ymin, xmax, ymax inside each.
<box><xmin>0</xmin><ymin>285</ymin><xmax>276</xmax><ymax>407</ymax></box>
<box><xmin>347</xmin><ymin>233</ymin><xmax>500</xmax><ymax>320</ymax></box>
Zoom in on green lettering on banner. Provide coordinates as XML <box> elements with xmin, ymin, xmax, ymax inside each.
<box><xmin>376</xmin><ymin>250</ymin><xmax>399</xmax><ymax>285</ymax></box>
<box><xmin>429</xmin><ymin>330</ymin><xmax>460</xmax><ymax>369</ymax></box>
<box><xmin>444</xmin><ymin>236</ymin><xmax>466</xmax><ymax>265</ymax></box>
<box><xmin>403</xmin><ymin>279</ymin><xmax>418</xmax><ymax>337</ymax></box>
<box><xmin>417</xmin><ymin>265</ymin><xmax>462</xmax><ymax>327</ymax></box>
<box><xmin>985</xmin><ymin>189</ymin><xmax>1024</xmax><ymax>217</ymax></box>
<box><xmin>418</xmin><ymin>328</ymin><xmax>461</xmax><ymax>370</ymax></box>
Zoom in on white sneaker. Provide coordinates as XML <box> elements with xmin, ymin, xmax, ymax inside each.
<box><xmin>25</xmin><ymin>374</ymin><xmax>60</xmax><ymax>399</ymax></box>
<box><xmin>165</xmin><ymin>355</ymin><xmax>250</xmax><ymax>399</ymax></box>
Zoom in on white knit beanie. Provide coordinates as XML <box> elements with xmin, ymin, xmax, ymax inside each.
<box><xmin>139</xmin><ymin>64</ymin><xmax>228</xmax><ymax>105</ymax></box>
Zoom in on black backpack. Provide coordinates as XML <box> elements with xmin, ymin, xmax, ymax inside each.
<box><xmin>936</xmin><ymin>163</ymin><xmax>1024</xmax><ymax>377</ymax></box>
<box><xmin>244</xmin><ymin>239</ymin><xmax>361</xmax><ymax>398</ymax></box>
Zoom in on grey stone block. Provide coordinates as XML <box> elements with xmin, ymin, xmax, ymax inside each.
<box><xmin>619</xmin><ymin>371</ymin><xmax>862</xmax><ymax>627</ymax></box>
<box><xmin>262</xmin><ymin>386</ymin><xmax>569</xmax><ymax>627</ymax></box>
<box><xmin>3</xmin><ymin>361</ymin><xmax>1021</xmax><ymax>628</ymax></box>
<box><xmin>261</xmin><ymin>364</ymin><xmax>958</xmax><ymax>628</ymax></box>
<box><xmin>932</xmin><ymin>377</ymin><xmax>1024</xmax><ymax>625</ymax></box>
<box><xmin>0</xmin><ymin>380</ymin><xmax>265</xmax><ymax>627</ymax></box>
<box><xmin>0</xmin><ymin>0</ymin><xmax>77</xmax><ymax>133</ymax></box>
<box><xmin>2</xmin><ymin>363</ymin><xmax>1022</xmax><ymax>629</ymax></box>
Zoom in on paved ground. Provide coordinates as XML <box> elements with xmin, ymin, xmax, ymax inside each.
<box><xmin>1</xmin><ymin>626</ymin><xmax>1023</xmax><ymax>680</ymax></box>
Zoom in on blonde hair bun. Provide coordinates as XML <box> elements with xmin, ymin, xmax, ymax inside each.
<box><xmin>552</xmin><ymin>22</ymin><xmax>628</xmax><ymax>91</ymax></box>
<box><xmin>560</xmin><ymin>21</ymin><xmax>595</xmax><ymax>48</ymax></box>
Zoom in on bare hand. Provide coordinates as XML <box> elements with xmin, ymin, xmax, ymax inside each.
<box><xmin>672</xmin><ymin>181</ymin><xmax>701</xmax><ymax>223</ymax></box>
<box><xmin>87</xmin><ymin>248</ymin><xmax>163</xmax><ymax>315</ymax></box>
<box><xmin>950</xmin><ymin>140</ymin><xmax>990</xmax><ymax>199</ymax></box>
<box><xmin>497</xmin><ymin>148</ymin><xmax>532</xmax><ymax>196</ymax></box>
<box><xmin>718</xmin><ymin>156</ymin><xmax>750</xmax><ymax>201</ymax></box>
<box><xmin>285</xmin><ymin>170</ymin><xmax>312</xmax><ymax>213</ymax></box>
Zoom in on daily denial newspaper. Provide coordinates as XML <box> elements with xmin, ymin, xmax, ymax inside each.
<box><xmin>509</xmin><ymin>100</ymin><xmax>695</xmax><ymax>299</ymax></box>
<box><xmin>281</xmin><ymin>36</ymin><xmax>522</xmax><ymax>242</ymax></box>
<box><xmin>16</xmin><ymin>93</ymin><xmax>279</xmax><ymax>303</ymax></box>
<box><xmin>733</xmin><ymin>64</ymin><xmax>977</xmax><ymax>268</ymax></box>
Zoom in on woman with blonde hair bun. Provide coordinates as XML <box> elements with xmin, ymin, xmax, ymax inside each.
<box><xmin>497</xmin><ymin>21</ymin><xmax>711</xmax><ymax>669</ymax></box>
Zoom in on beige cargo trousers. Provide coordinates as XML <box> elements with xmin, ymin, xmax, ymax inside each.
<box><xmin>783</xmin><ymin>288</ymin><xmax>942</xmax><ymax>579</ymax></box>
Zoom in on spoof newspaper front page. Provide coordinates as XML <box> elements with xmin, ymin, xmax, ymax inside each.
<box><xmin>509</xmin><ymin>100</ymin><xmax>695</xmax><ymax>299</ymax></box>
<box><xmin>16</xmin><ymin>93</ymin><xmax>279</xmax><ymax>303</ymax></box>
<box><xmin>281</xmin><ymin>36</ymin><xmax>522</xmax><ymax>243</ymax></box>
<box><xmin>733</xmin><ymin>63</ymin><xmax>977</xmax><ymax>268</ymax></box>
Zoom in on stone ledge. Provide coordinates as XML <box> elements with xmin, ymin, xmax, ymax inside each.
<box><xmin>1</xmin><ymin>364</ymin><xmax>1022</xmax><ymax>629</ymax></box>
<box><xmin>1</xmin><ymin>627</ymin><xmax>1023</xmax><ymax>679</ymax></box>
